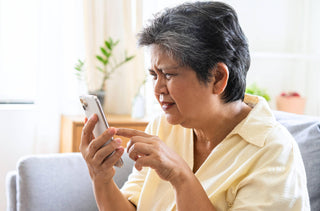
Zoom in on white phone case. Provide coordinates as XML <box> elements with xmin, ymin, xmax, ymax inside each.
<box><xmin>79</xmin><ymin>95</ymin><xmax>123</xmax><ymax>167</ymax></box>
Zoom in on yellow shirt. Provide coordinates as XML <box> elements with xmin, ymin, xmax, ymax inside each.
<box><xmin>121</xmin><ymin>95</ymin><xmax>310</xmax><ymax>211</ymax></box>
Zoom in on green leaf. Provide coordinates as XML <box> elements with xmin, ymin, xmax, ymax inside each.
<box><xmin>125</xmin><ymin>55</ymin><xmax>135</xmax><ymax>61</ymax></box>
<box><xmin>75</xmin><ymin>65</ymin><xmax>81</xmax><ymax>71</ymax></box>
<box><xmin>245</xmin><ymin>83</ymin><xmax>270</xmax><ymax>102</ymax></box>
<box><xmin>105</xmin><ymin>41</ymin><xmax>111</xmax><ymax>50</ymax></box>
<box><xmin>96</xmin><ymin>55</ymin><xmax>107</xmax><ymax>65</ymax></box>
<box><xmin>109</xmin><ymin>37</ymin><xmax>114</xmax><ymax>44</ymax></box>
<box><xmin>97</xmin><ymin>66</ymin><xmax>104</xmax><ymax>73</ymax></box>
<box><xmin>74</xmin><ymin>59</ymin><xmax>84</xmax><ymax>71</ymax></box>
<box><xmin>113</xmin><ymin>40</ymin><xmax>119</xmax><ymax>47</ymax></box>
<box><xmin>100</xmin><ymin>47</ymin><xmax>109</xmax><ymax>57</ymax></box>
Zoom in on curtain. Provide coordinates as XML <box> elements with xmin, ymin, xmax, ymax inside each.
<box><xmin>83</xmin><ymin>0</ymin><xmax>145</xmax><ymax>114</ymax></box>
<box><xmin>33</xmin><ymin>0</ymin><xmax>85</xmax><ymax>153</ymax></box>
<box><xmin>33</xmin><ymin>0</ymin><xmax>145</xmax><ymax>153</ymax></box>
<box><xmin>304</xmin><ymin>0</ymin><xmax>320</xmax><ymax>115</ymax></box>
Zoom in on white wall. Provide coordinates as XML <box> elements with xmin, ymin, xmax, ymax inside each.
<box><xmin>231</xmin><ymin>0</ymin><xmax>320</xmax><ymax>115</ymax></box>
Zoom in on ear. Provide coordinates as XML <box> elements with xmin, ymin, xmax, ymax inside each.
<box><xmin>212</xmin><ymin>62</ymin><xmax>229</xmax><ymax>95</ymax></box>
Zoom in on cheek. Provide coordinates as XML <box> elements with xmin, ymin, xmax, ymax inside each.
<box><xmin>172</xmin><ymin>84</ymin><xmax>210</xmax><ymax>107</ymax></box>
<box><xmin>167</xmin><ymin>83</ymin><xmax>182</xmax><ymax>98</ymax></box>
<box><xmin>153</xmin><ymin>83</ymin><xmax>160</xmax><ymax>101</ymax></box>
<box><xmin>169</xmin><ymin>84</ymin><xmax>195</xmax><ymax>104</ymax></box>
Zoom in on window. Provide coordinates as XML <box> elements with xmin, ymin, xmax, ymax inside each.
<box><xmin>0</xmin><ymin>0</ymin><xmax>38</xmax><ymax>104</ymax></box>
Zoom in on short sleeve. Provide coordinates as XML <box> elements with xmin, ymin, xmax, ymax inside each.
<box><xmin>120</xmin><ymin>119</ymin><xmax>156</xmax><ymax>206</ymax></box>
<box><xmin>120</xmin><ymin>166</ymin><xmax>149</xmax><ymax>206</ymax></box>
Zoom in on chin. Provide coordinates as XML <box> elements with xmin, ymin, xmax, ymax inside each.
<box><xmin>165</xmin><ymin>114</ymin><xmax>193</xmax><ymax>128</ymax></box>
<box><xmin>165</xmin><ymin>114</ymin><xmax>181</xmax><ymax>125</ymax></box>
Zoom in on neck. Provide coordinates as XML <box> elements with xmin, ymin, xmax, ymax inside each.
<box><xmin>193</xmin><ymin>100</ymin><xmax>251</xmax><ymax>146</ymax></box>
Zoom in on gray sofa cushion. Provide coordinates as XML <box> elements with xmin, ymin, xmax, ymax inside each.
<box><xmin>274</xmin><ymin>111</ymin><xmax>320</xmax><ymax>211</ymax></box>
<box><xmin>114</xmin><ymin>152</ymin><xmax>135</xmax><ymax>188</ymax></box>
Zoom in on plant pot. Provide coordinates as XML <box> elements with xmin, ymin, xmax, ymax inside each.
<box><xmin>89</xmin><ymin>90</ymin><xmax>105</xmax><ymax>107</ymax></box>
<box><xmin>276</xmin><ymin>96</ymin><xmax>306</xmax><ymax>114</ymax></box>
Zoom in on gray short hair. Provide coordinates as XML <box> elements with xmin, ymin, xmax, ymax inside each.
<box><xmin>138</xmin><ymin>1</ymin><xmax>250</xmax><ymax>103</ymax></box>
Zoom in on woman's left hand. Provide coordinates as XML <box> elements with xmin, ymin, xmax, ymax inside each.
<box><xmin>116</xmin><ymin>128</ymin><xmax>192</xmax><ymax>185</ymax></box>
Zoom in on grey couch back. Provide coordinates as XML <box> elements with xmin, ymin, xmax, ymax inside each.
<box><xmin>274</xmin><ymin>111</ymin><xmax>320</xmax><ymax>211</ymax></box>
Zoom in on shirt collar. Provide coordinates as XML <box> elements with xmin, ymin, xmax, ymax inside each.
<box><xmin>229</xmin><ymin>94</ymin><xmax>276</xmax><ymax>147</ymax></box>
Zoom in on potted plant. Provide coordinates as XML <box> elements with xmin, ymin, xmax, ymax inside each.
<box><xmin>276</xmin><ymin>91</ymin><xmax>306</xmax><ymax>114</ymax></box>
<box><xmin>245</xmin><ymin>83</ymin><xmax>271</xmax><ymax>102</ymax></box>
<box><xmin>75</xmin><ymin>37</ymin><xmax>135</xmax><ymax>105</ymax></box>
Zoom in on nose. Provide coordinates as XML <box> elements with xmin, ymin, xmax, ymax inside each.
<box><xmin>154</xmin><ymin>75</ymin><xmax>168</xmax><ymax>96</ymax></box>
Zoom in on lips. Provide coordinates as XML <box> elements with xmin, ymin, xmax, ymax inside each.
<box><xmin>161</xmin><ymin>102</ymin><xmax>175</xmax><ymax>111</ymax></box>
<box><xmin>159</xmin><ymin>94</ymin><xmax>175</xmax><ymax>111</ymax></box>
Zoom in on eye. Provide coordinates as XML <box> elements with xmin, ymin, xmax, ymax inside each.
<box><xmin>151</xmin><ymin>74</ymin><xmax>157</xmax><ymax>80</ymax></box>
<box><xmin>148</xmin><ymin>70</ymin><xmax>157</xmax><ymax>80</ymax></box>
<box><xmin>164</xmin><ymin>73</ymin><xmax>172</xmax><ymax>80</ymax></box>
<box><xmin>164</xmin><ymin>73</ymin><xmax>176</xmax><ymax>80</ymax></box>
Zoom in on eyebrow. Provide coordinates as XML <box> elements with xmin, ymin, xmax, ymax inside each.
<box><xmin>148</xmin><ymin>69</ymin><xmax>156</xmax><ymax>74</ymax></box>
<box><xmin>148</xmin><ymin>65</ymin><xmax>180</xmax><ymax>73</ymax></box>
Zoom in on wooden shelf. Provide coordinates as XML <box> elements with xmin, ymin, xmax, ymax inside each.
<box><xmin>59</xmin><ymin>114</ymin><xmax>149</xmax><ymax>153</ymax></box>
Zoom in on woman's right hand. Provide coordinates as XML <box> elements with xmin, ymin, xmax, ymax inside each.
<box><xmin>79</xmin><ymin>114</ymin><xmax>124</xmax><ymax>184</ymax></box>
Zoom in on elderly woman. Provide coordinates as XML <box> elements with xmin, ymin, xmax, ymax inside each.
<box><xmin>80</xmin><ymin>1</ymin><xmax>310</xmax><ymax>211</ymax></box>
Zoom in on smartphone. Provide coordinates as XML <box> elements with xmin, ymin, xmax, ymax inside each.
<box><xmin>79</xmin><ymin>95</ymin><xmax>123</xmax><ymax>167</ymax></box>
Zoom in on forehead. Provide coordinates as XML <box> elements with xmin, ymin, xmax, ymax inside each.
<box><xmin>149</xmin><ymin>45</ymin><xmax>179</xmax><ymax>67</ymax></box>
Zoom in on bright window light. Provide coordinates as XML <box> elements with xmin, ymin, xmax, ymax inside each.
<box><xmin>0</xmin><ymin>0</ymin><xmax>38</xmax><ymax>104</ymax></box>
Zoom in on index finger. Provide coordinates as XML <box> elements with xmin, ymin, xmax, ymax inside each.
<box><xmin>116</xmin><ymin>128</ymin><xmax>152</xmax><ymax>138</ymax></box>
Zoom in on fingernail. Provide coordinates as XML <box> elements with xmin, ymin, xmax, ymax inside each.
<box><xmin>116</xmin><ymin>138</ymin><xmax>122</xmax><ymax>145</ymax></box>
<box><xmin>108</xmin><ymin>127</ymin><xmax>116</xmax><ymax>135</ymax></box>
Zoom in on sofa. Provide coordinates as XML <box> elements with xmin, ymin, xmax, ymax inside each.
<box><xmin>6</xmin><ymin>111</ymin><xmax>320</xmax><ymax>211</ymax></box>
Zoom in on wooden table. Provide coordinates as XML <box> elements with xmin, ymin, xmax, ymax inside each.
<box><xmin>59</xmin><ymin>114</ymin><xmax>149</xmax><ymax>152</ymax></box>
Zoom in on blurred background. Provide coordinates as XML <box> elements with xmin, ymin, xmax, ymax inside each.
<box><xmin>1</xmin><ymin>0</ymin><xmax>319</xmax><ymax>209</ymax></box>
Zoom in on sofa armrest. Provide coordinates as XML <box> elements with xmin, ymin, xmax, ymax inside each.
<box><xmin>6</xmin><ymin>171</ymin><xmax>17</xmax><ymax>211</ymax></box>
<box><xmin>10</xmin><ymin>152</ymin><xmax>134</xmax><ymax>211</ymax></box>
<box><xmin>16</xmin><ymin>153</ymin><xmax>98</xmax><ymax>211</ymax></box>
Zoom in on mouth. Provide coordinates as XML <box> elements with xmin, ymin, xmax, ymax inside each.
<box><xmin>161</xmin><ymin>102</ymin><xmax>176</xmax><ymax>111</ymax></box>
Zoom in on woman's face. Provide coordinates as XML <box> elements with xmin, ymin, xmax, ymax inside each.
<box><xmin>149</xmin><ymin>45</ymin><xmax>216</xmax><ymax>128</ymax></box>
